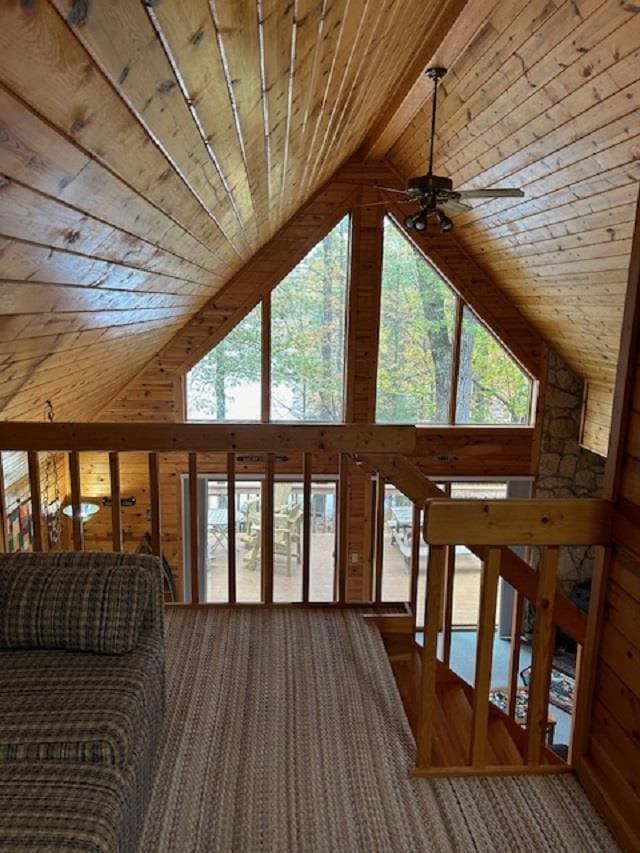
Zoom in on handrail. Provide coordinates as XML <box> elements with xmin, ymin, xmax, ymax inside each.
<box><xmin>423</xmin><ymin>498</ymin><xmax>613</xmax><ymax>546</ymax></box>
<box><xmin>0</xmin><ymin>422</ymin><xmax>416</xmax><ymax>454</ymax></box>
<box><xmin>357</xmin><ymin>453</ymin><xmax>588</xmax><ymax>643</ymax></box>
<box><xmin>416</xmin><ymin>498</ymin><xmax>608</xmax><ymax>776</ymax></box>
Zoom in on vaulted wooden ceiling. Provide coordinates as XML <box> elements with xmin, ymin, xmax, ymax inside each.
<box><xmin>382</xmin><ymin>0</ymin><xmax>640</xmax><ymax>453</ymax></box>
<box><xmin>0</xmin><ymin>0</ymin><xmax>461</xmax><ymax>421</ymax></box>
<box><xmin>0</xmin><ymin>0</ymin><xmax>638</xmax><ymax>456</ymax></box>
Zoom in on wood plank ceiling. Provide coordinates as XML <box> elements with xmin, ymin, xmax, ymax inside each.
<box><xmin>383</xmin><ymin>0</ymin><xmax>640</xmax><ymax>454</ymax></box>
<box><xmin>0</xmin><ymin>0</ymin><xmax>637</xmax><ymax>457</ymax></box>
<box><xmin>0</xmin><ymin>0</ymin><xmax>461</xmax><ymax>421</ymax></box>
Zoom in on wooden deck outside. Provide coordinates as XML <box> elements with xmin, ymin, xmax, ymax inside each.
<box><xmin>206</xmin><ymin>526</ymin><xmax>484</xmax><ymax>622</ymax></box>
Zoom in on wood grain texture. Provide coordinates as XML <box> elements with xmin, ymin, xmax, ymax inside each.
<box><xmin>0</xmin><ymin>0</ymin><xmax>468</xmax><ymax>423</ymax></box>
<box><xmin>576</xmin><ymin>187</ymin><xmax>640</xmax><ymax>850</ymax></box>
<box><xmin>386</xmin><ymin>0</ymin><xmax>640</xmax><ymax>453</ymax></box>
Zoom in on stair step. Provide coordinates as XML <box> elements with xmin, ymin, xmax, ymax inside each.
<box><xmin>488</xmin><ymin>717</ymin><xmax>525</xmax><ymax>766</ymax></box>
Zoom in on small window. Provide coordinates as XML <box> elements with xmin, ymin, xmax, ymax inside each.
<box><xmin>456</xmin><ymin>307</ymin><xmax>531</xmax><ymax>425</ymax></box>
<box><xmin>186</xmin><ymin>304</ymin><xmax>262</xmax><ymax>421</ymax></box>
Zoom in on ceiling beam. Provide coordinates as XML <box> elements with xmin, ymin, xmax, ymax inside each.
<box><xmin>363</xmin><ymin>0</ymin><xmax>500</xmax><ymax>162</ymax></box>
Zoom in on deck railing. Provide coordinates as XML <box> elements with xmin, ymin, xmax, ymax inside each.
<box><xmin>415</xmin><ymin>497</ymin><xmax>613</xmax><ymax>776</ymax></box>
<box><xmin>0</xmin><ymin>422</ymin><xmax>415</xmax><ymax>606</ymax></box>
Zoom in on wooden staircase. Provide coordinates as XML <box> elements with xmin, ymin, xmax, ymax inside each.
<box><xmin>373</xmin><ymin>621</ymin><xmax>566</xmax><ymax>777</ymax></box>
<box><xmin>358</xmin><ymin>457</ymin><xmax>612</xmax><ymax>779</ymax></box>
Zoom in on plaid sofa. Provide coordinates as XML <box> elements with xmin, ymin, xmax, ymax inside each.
<box><xmin>0</xmin><ymin>552</ymin><xmax>165</xmax><ymax>852</ymax></box>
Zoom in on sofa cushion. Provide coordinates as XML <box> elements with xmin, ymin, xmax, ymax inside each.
<box><xmin>0</xmin><ymin>761</ymin><xmax>138</xmax><ymax>853</ymax></box>
<box><xmin>0</xmin><ymin>636</ymin><xmax>164</xmax><ymax>768</ymax></box>
<box><xmin>0</xmin><ymin>552</ymin><xmax>153</xmax><ymax>654</ymax></box>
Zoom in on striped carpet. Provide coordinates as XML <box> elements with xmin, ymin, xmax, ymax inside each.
<box><xmin>139</xmin><ymin>608</ymin><xmax>618</xmax><ymax>853</ymax></box>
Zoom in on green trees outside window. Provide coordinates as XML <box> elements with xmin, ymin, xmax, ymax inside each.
<box><xmin>186</xmin><ymin>304</ymin><xmax>262</xmax><ymax>421</ymax></box>
<box><xmin>456</xmin><ymin>307</ymin><xmax>531</xmax><ymax>424</ymax></box>
<box><xmin>376</xmin><ymin>219</ymin><xmax>455</xmax><ymax>424</ymax></box>
<box><xmin>271</xmin><ymin>217</ymin><xmax>349</xmax><ymax>421</ymax></box>
<box><xmin>376</xmin><ymin>218</ymin><xmax>531</xmax><ymax>425</ymax></box>
<box><xmin>186</xmin><ymin>214</ymin><xmax>531</xmax><ymax>426</ymax></box>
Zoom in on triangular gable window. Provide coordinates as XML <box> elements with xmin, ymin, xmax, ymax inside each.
<box><xmin>186</xmin><ymin>217</ymin><xmax>349</xmax><ymax>422</ymax></box>
<box><xmin>376</xmin><ymin>218</ymin><xmax>531</xmax><ymax>425</ymax></box>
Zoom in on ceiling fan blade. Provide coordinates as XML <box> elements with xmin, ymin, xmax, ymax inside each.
<box><xmin>456</xmin><ymin>188</ymin><xmax>524</xmax><ymax>199</ymax></box>
<box><xmin>440</xmin><ymin>199</ymin><xmax>472</xmax><ymax>214</ymax></box>
<box><xmin>375</xmin><ymin>185</ymin><xmax>408</xmax><ymax>194</ymax></box>
<box><xmin>351</xmin><ymin>198</ymin><xmax>414</xmax><ymax>209</ymax></box>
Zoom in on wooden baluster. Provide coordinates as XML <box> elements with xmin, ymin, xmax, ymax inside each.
<box><xmin>27</xmin><ymin>451</ymin><xmax>44</xmax><ymax>552</ymax></box>
<box><xmin>108</xmin><ymin>452</ymin><xmax>122</xmax><ymax>551</ymax></box>
<box><xmin>148</xmin><ymin>453</ymin><xmax>161</xmax><ymax>557</ymax></box>
<box><xmin>337</xmin><ymin>453</ymin><xmax>348</xmax><ymax>603</ymax></box>
<box><xmin>409</xmin><ymin>503</ymin><xmax>420</xmax><ymax>630</ymax></box>
<box><xmin>68</xmin><ymin>451</ymin><xmax>83</xmax><ymax>551</ymax></box>
<box><xmin>416</xmin><ymin>544</ymin><xmax>446</xmax><ymax>769</ymax></box>
<box><xmin>227</xmin><ymin>453</ymin><xmax>236</xmax><ymax>604</ymax></box>
<box><xmin>262</xmin><ymin>455</ymin><xmax>274</xmax><ymax>604</ymax></box>
<box><xmin>442</xmin><ymin>545</ymin><xmax>455</xmax><ymax>664</ymax></box>
<box><xmin>507</xmin><ymin>589</ymin><xmax>525</xmax><ymax>718</ymax></box>
<box><xmin>188</xmin><ymin>453</ymin><xmax>199</xmax><ymax>605</ymax></box>
<box><xmin>526</xmin><ymin>545</ymin><xmax>559</xmax><ymax>765</ymax></box>
<box><xmin>470</xmin><ymin>547</ymin><xmax>501</xmax><ymax>767</ymax></box>
<box><xmin>0</xmin><ymin>454</ymin><xmax>7</xmax><ymax>553</ymax></box>
<box><xmin>373</xmin><ymin>474</ymin><xmax>385</xmax><ymax>603</ymax></box>
<box><xmin>302</xmin><ymin>452</ymin><xmax>311</xmax><ymax>604</ymax></box>
<box><xmin>570</xmin><ymin>550</ymin><xmax>607</xmax><ymax>764</ymax></box>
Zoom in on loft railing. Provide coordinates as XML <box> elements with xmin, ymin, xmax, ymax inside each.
<box><xmin>414</xmin><ymin>497</ymin><xmax>613</xmax><ymax>777</ymax></box>
<box><xmin>0</xmin><ymin>422</ymin><xmax>415</xmax><ymax>606</ymax></box>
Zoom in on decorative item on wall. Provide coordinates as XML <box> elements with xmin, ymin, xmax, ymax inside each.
<box><xmin>7</xmin><ymin>500</ymin><xmax>33</xmax><ymax>553</ymax></box>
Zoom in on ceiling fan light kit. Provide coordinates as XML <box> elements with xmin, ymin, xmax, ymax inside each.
<box><xmin>382</xmin><ymin>67</ymin><xmax>524</xmax><ymax>233</ymax></box>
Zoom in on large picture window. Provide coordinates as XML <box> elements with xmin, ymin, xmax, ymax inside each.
<box><xmin>376</xmin><ymin>218</ymin><xmax>532</xmax><ymax>426</ymax></box>
<box><xmin>186</xmin><ymin>214</ymin><xmax>532</xmax><ymax>427</ymax></box>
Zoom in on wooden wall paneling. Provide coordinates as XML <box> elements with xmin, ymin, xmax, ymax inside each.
<box><xmin>68</xmin><ymin>450</ymin><xmax>83</xmax><ymax>551</ymax></box>
<box><xmin>575</xmin><ymin>188</ymin><xmax>640</xmax><ymax>849</ymax></box>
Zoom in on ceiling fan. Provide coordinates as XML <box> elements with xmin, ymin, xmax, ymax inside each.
<box><xmin>378</xmin><ymin>67</ymin><xmax>524</xmax><ymax>233</ymax></box>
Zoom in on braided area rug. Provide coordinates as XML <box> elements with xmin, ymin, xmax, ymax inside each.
<box><xmin>139</xmin><ymin>608</ymin><xmax>618</xmax><ymax>853</ymax></box>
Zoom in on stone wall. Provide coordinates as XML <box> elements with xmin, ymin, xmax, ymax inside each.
<box><xmin>534</xmin><ymin>350</ymin><xmax>607</xmax><ymax>594</ymax></box>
